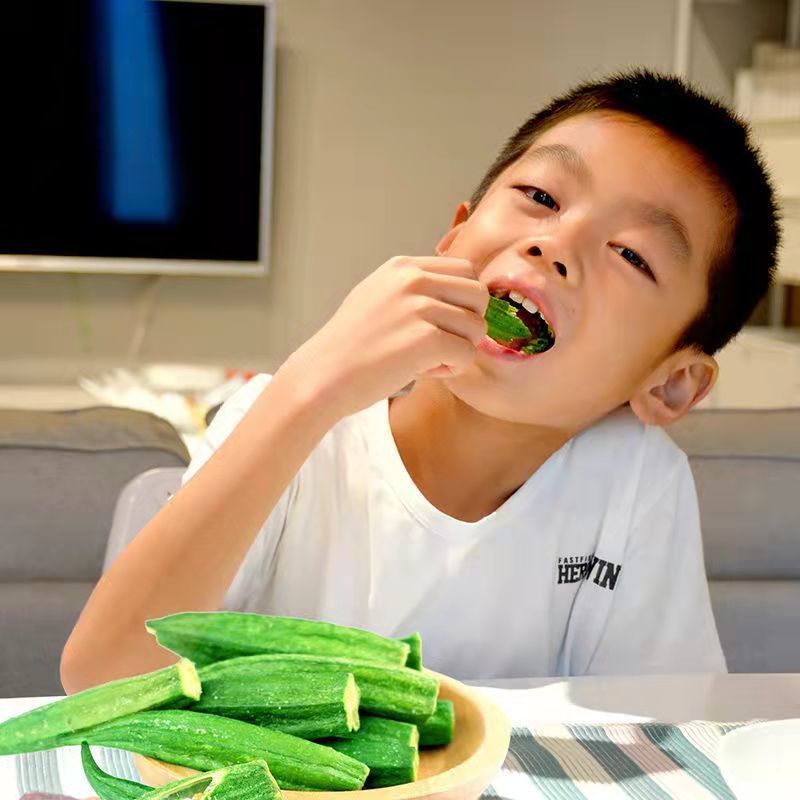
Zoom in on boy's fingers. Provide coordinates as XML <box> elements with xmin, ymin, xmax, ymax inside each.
<box><xmin>423</xmin><ymin>275</ymin><xmax>489</xmax><ymax>317</ymax></box>
<box><xmin>393</xmin><ymin>258</ymin><xmax>488</xmax><ymax>316</ymax></box>
<box><xmin>419</xmin><ymin>300</ymin><xmax>487</xmax><ymax>346</ymax></box>
<box><xmin>393</xmin><ymin>255</ymin><xmax>478</xmax><ymax>280</ymax></box>
<box><xmin>434</xmin><ymin>328</ymin><xmax>480</xmax><ymax>371</ymax></box>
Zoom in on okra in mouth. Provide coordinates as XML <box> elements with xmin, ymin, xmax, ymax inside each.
<box><xmin>484</xmin><ymin>294</ymin><xmax>555</xmax><ymax>355</ymax></box>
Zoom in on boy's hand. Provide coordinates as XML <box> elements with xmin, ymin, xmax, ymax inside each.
<box><xmin>280</xmin><ymin>255</ymin><xmax>489</xmax><ymax>418</ymax></box>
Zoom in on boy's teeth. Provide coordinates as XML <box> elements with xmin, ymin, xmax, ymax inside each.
<box><xmin>521</xmin><ymin>297</ymin><xmax>539</xmax><ymax>314</ymax></box>
<box><xmin>504</xmin><ymin>289</ymin><xmax>541</xmax><ymax>316</ymax></box>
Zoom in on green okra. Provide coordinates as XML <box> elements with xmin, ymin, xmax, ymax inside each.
<box><xmin>326</xmin><ymin>739</ymin><xmax>417</xmax><ymax>789</ymax></box>
<box><xmin>322</xmin><ymin>721</ymin><xmax>419</xmax><ymax>788</ymax></box>
<box><xmin>146</xmin><ymin>611</ymin><xmax>409</xmax><ymax>668</ymax></box>
<box><xmin>188</xmin><ymin>670</ymin><xmax>361</xmax><ymax>739</ymax></box>
<box><xmin>149</xmin><ymin>761</ymin><xmax>278</xmax><ymax>800</ymax></box>
<box><xmin>321</xmin><ymin>715</ymin><xmax>421</xmax><ymax>788</ymax></box>
<box><xmin>520</xmin><ymin>337</ymin><xmax>553</xmax><ymax>354</ymax></box>
<box><xmin>81</xmin><ymin>742</ymin><xmax>148</xmax><ymax>800</ymax></box>
<box><xmin>418</xmin><ymin>699</ymin><xmax>455</xmax><ymax>746</ymax></box>
<box><xmin>484</xmin><ymin>295</ymin><xmax>533</xmax><ymax>342</ymax></box>
<box><xmin>401</xmin><ymin>632</ymin><xmax>423</xmax><ymax>670</ymax></box>
<box><xmin>64</xmin><ymin>709</ymin><xmax>369</xmax><ymax>791</ymax></box>
<box><xmin>197</xmin><ymin>653</ymin><xmax>439</xmax><ymax>724</ymax></box>
<box><xmin>337</xmin><ymin>715</ymin><xmax>419</xmax><ymax>747</ymax></box>
<box><xmin>81</xmin><ymin>742</ymin><xmax>281</xmax><ymax>800</ymax></box>
<box><xmin>0</xmin><ymin>659</ymin><xmax>201</xmax><ymax>755</ymax></box>
<box><xmin>144</xmin><ymin>760</ymin><xmax>280</xmax><ymax>800</ymax></box>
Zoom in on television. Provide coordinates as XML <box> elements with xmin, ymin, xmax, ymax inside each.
<box><xmin>0</xmin><ymin>0</ymin><xmax>275</xmax><ymax>276</ymax></box>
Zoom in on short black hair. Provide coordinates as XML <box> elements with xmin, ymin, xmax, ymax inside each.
<box><xmin>469</xmin><ymin>69</ymin><xmax>780</xmax><ymax>356</ymax></box>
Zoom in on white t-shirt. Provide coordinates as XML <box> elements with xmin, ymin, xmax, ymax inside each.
<box><xmin>183</xmin><ymin>373</ymin><xmax>726</xmax><ymax>680</ymax></box>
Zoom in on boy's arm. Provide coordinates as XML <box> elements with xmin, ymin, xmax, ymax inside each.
<box><xmin>61</xmin><ymin>254</ymin><xmax>487</xmax><ymax>693</ymax></box>
<box><xmin>60</xmin><ymin>366</ymin><xmax>342</xmax><ymax>694</ymax></box>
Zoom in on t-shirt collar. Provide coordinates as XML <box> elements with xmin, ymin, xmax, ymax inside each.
<box><xmin>364</xmin><ymin>395</ymin><xmax>571</xmax><ymax>542</ymax></box>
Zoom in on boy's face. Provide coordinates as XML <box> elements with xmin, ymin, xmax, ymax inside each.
<box><xmin>439</xmin><ymin>111</ymin><xmax>727</xmax><ymax>433</ymax></box>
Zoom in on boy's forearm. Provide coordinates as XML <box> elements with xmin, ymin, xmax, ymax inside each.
<box><xmin>60</xmin><ymin>367</ymin><xmax>342</xmax><ymax>694</ymax></box>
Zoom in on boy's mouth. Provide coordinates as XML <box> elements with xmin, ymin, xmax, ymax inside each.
<box><xmin>485</xmin><ymin>291</ymin><xmax>556</xmax><ymax>355</ymax></box>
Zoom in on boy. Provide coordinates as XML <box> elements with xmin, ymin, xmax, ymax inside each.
<box><xmin>61</xmin><ymin>69</ymin><xmax>779</xmax><ymax>691</ymax></box>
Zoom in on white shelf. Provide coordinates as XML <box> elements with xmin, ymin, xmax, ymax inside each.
<box><xmin>705</xmin><ymin>327</ymin><xmax>800</xmax><ymax>408</ymax></box>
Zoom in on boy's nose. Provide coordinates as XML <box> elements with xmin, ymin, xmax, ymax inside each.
<box><xmin>527</xmin><ymin>245</ymin><xmax>568</xmax><ymax>279</ymax></box>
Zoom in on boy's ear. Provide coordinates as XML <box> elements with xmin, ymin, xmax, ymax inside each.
<box><xmin>629</xmin><ymin>349</ymin><xmax>718</xmax><ymax>427</ymax></box>
<box><xmin>435</xmin><ymin>201</ymin><xmax>471</xmax><ymax>256</ymax></box>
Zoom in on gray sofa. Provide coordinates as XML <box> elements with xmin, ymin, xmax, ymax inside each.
<box><xmin>669</xmin><ymin>408</ymin><xmax>800</xmax><ymax>673</ymax></box>
<box><xmin>0</xmin><ymin>408</ymin><xmax>189</xmax><ymax>697</ymax></box>
<box><xmin>0</xmin><ymin>405</ymin><xmax>797</xmax><ymax>697</ymax></box>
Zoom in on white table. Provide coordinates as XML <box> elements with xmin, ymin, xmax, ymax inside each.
<box><xmin>2</xmin><ymin>674</ymin><xmax>800</xmax><ymax>799</ymax></box>
<box><xmin>468</xmin><ymin>673</ymin><xmax>800</xmax><ymax>727</ymax></box>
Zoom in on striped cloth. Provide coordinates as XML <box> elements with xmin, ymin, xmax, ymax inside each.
<box><xmin>487</xmin><ymin>722</ymin><xmax>750</xmax><ymax>800</ymax></box>
<box><xmin>15</xmin><ymin>745</ymin><xmax>140</xmax><ymax>799</ymax></box>
<box><xmin>13</xmin><ymin>722</ymin><xmax>749</xmax><ymax>800</ymax></box>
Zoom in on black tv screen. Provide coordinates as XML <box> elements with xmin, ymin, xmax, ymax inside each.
<box><xmin>0</xmin><ymin>0</ymin><xmax>272</xmax><ymax>274</ymax></box>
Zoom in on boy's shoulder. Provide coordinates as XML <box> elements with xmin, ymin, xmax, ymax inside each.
<box><xmin>207</xmin><ymin>375</ymin><xmax>690</xmax><ymax>490</ymax></box>
<box><xmin>204</xmin><ymin>372</ymin><xmax>377</xmax><ymax>458</ymax></box>
<box><xmin>565</xmin><ymin>408</ymin><xmax>696</xmax><ymax>542</ymax></box>
<box><xmin>571</xmin><ymin>404</ymin><xmax>690</xmax><ymax>485</ymax></box>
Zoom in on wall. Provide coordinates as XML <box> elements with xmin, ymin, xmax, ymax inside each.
<box><xmin>1</xmin><ymin>0</ymin><xmax>770</xmax><ymax>379</ymax></box>
<box><xmin>691</xmin><ymin>0</ymin><xmax>785</xmax><ymax>102</ymax></box>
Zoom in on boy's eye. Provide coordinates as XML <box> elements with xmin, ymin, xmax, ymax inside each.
<box><xmin>516</xmin><ymin>186</ymin><xmax>559</xmax><ymax>211</ymax></box>
<box><xmin>611</xmin><ymin>244</ymin><xmax>656</xmax><ymax>282</ymax></box>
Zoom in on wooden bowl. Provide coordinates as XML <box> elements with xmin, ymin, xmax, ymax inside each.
<box><xmin>134</xmin><ymin>671</ymin><xmax>510</xmax><ymax>800</ymax></box>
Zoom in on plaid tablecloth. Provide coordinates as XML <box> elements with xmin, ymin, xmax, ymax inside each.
<box><xmin>9</xmin><ymin>720</ymin><xmax>749</xmax><ymax>800</ymax></box>
<box><xmin>489</xmin><ymin>721</ymin><xmax>748</xmax><ymax>800</ymax></box>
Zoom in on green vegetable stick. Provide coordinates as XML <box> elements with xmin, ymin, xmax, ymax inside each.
<box><xmin>0</xmin><ymin>659</ymin><xmax>201</xmax><ymax>755</ymax></box>
<box><xmin>521</xmin><ymin>338</ymin><xmax>552</xmax><ymax>354</ymax></box>
<box><xmin>82</xmin><ymin>743</ymin><xmax>282</xmax><ymax>800</ymax></box>
<box><xmin>151</xmin><ymin>760</ymin><xmax>280</xmax><ymax>800</ymax></box>
<box><xmin>418</xmin><ymin>699</ymin><xmax>455</xmax><ymax>747</ymax></box>
<box><xmin>188</xmin><ymin>670</ymin><xmax>361</xmax><ymax>739</ymax></box>
<box><xmin>485</xmin><ymin>296</ymin><xmax>532</xmax><ymax>342</ymax></box>
<box><xmin>325</xmin><ymin>735</ymin><xmax>418</xmax><ymax>788</ymax></box>
<box><xmin>337</xmin><ymin>715</ymin><xmax>419</xmax><ymax>748</ymax></box>
<box><xmin>194</xmin><ymin>653</ymin><xmax>438</xmax><ymax>725</ymax></box>
<box><xmin>81</xmin><ymin>742</ymin><xmax>148</xmax><ymax>800</ymax></box>
<box><xmin>400</xmin><ymin>632</ymin><xmax>423</xmax><ymax>670</ymax></box>
<box><xmin>146</xmin><ymin>611</ymin><xmax>409</xmax><ymax>668</ymax></box>
<box><xmin>64</xmin><ymin>709</ymin><xmax>369</xmax><ymax>791</ymax></box>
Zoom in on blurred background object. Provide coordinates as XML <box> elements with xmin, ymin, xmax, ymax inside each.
<box><xmin>0</xmin><ymin>407</ymin><xmax>189</xmax><ymax>696</ymax></box>
<box><xmin>0</xmin><ymin>0</ymin><xmax>797</xmax><ymax>698</ymax></box>
<box><xmin>0</xmin><ymin>0</ymin><xmax>791</xmax><ymax>413</ymax></box>
<box><xmin>0</xmin><ymin>1</ymin><xmax>275</xmax><ymax>278</ymax></box>
<box><xmin>722</xmin><ymin>3</ymin><xmax>800</xmax><ymax>407</ymax></box>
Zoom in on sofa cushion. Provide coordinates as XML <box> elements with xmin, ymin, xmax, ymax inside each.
<box><xmin>682</xmin><ymin>457</ymin><xmax>799</xmax><ymax>579</ymax></box>
<box><xmin>669</xmin><ymin>408</ymin><xmax>800</xmax><ymax>672</ymax></box>
<box><xmin>669</xmin><ymin>408</ymin><xmax>800</xmax><ymax>458</ymax></box>
<box><xmin>709</xmin><ymin>580</ymin><xmax>800</xmax><ymax>673</ymax></box>
<box><xmin>0</xmin><ymin>407</ymin><xmax>189</xmax><ymax>582</ymax></box>
<box><xmin>0</xmin><ymin>581</ymin><xmax>95</xmax><ymax>696</ymax></box>
<box><xmin>669</xmin><ymin>408</ymin><xmax>800</xmax><ymax>579</ymax></box>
